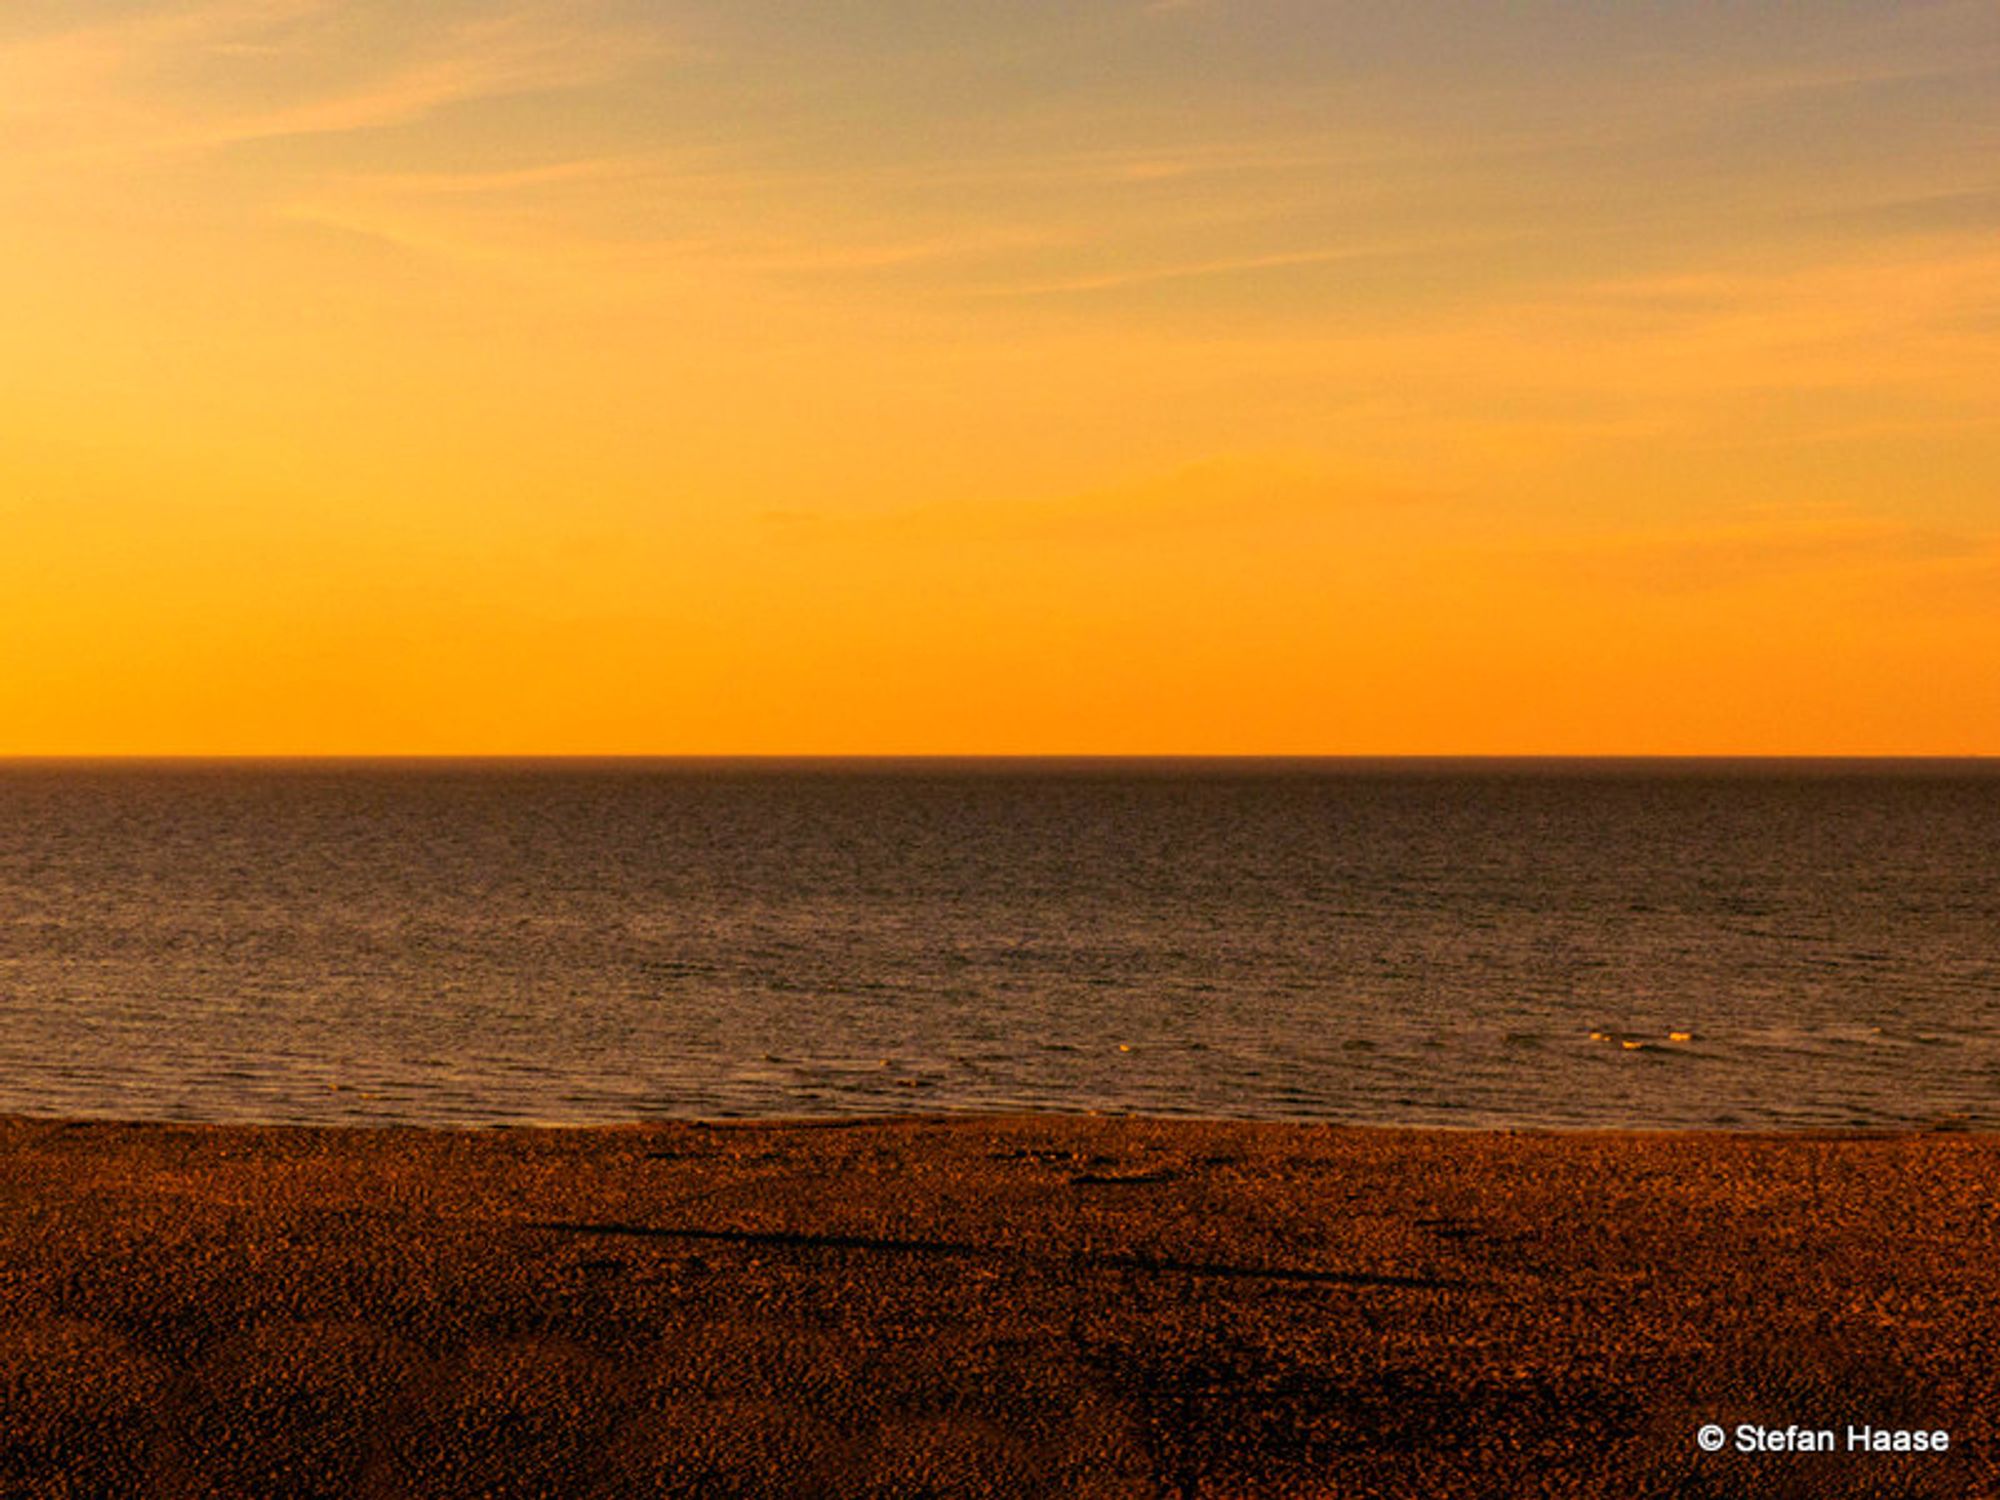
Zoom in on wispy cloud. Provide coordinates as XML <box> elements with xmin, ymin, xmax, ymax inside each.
<box><xmin>960</xmin><ymin>228</ymin><xmax>1533</xmax><ymax>298</ymax></box>
<box><xmin>965</xmin><ymin>245</ymin><xmax>1401</xmax><ymax>298</ymax></box>
<box><xmin>316</xmin><ymin>156</ymin><xmax>660</xmax><ymax>198</ymax></box>
<box><xmin>1526</xmin><ymin>517</ymin><xmax>1992</xmax><ymax>596</ymax></box>
<box><xmin>280</xmin><ymin>188</ymin><xmax>1065</xmax><ymax>293</ymax></box>
<box><xmin>1</xmin><ymin>2</ymin><xmax>659</xmax><ymax>163</ymax></box>
<box><xmin>769</xmin><ymin>458</ymin><xmax>1436</xmax><ymax>549</ymax></box>
<box><xmin>1232</xmin><ymin>239</ymin><xmax>2000</xmax><ymax>418</ymax></box>
<box><xmin>175</xmin><ymin>52</ymin><xmax>590</xmax><ymax>148</ymax></box>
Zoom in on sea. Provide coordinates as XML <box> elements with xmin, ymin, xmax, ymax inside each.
<box><xmin>0</xmin><ymin>760</ymin><xmax>1994</xmax><ymax>1130</ymax></box>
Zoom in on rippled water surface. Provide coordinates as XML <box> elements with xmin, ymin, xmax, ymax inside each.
<box><xmin>1</xmin><ymin>760</ymin><xmax>1996</xmax><ymax>1128</ymax></box>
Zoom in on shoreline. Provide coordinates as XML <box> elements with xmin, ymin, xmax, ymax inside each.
<box><xmin>4</xmin><ymin>1108</ymin><xmax>1983</xmax><ymax>1136</ymax></box>
<box><xmin>4</xmin><ymin>1114</ymin><xmax>1993</xmax><ymax>1496</ymax></box>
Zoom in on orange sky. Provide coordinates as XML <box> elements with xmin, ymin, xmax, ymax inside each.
<box><xmin>4</xmin><ymin>1</ymin><xmax>1997</xmax><ymax>754</ymax></box>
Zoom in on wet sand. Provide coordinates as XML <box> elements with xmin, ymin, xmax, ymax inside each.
<box><xmin>2</xmin><ymin>1115</ymin><xmax>1994</xmax><ymax>1497</ymax></box>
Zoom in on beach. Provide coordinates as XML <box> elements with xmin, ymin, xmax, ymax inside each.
<box><xmin>1</xmin><ymin>1116</ymin><xmax>1992</xmax><ymax>1497</ymax></box>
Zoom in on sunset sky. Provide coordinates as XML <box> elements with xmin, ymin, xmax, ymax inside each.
<box><xmin>4</xmin><ymin>0</ymin><xmax>1997</xmax><ymax>754</ymax></box>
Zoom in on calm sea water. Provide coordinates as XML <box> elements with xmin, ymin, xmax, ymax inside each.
<box><xmin>1</xmin><ymin>760</ymin><xmax>1995</xmax><ymax>1129</ymax></box>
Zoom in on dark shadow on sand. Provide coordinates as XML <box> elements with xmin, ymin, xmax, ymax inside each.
<box><xmin>524</xmin><ymin>1220</ymin><xmax>1460</xmax><ymax>1289</ymax></box>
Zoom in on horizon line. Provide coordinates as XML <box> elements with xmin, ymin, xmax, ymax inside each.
<box><xmin>2</xmin><ymin>753</ymin><xmax>1995</xmax><ymax>767</ymax></box>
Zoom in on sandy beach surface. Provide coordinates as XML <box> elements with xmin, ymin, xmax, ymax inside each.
<box><xmin>2</xmin><ymin>1114</ymin><xmax>1994</xmax><ymax>1498</ymax></box>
